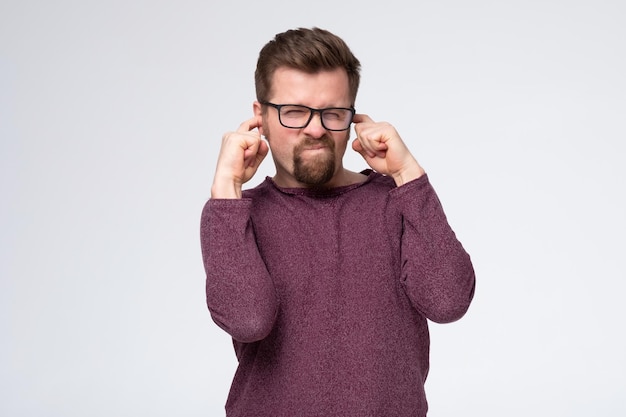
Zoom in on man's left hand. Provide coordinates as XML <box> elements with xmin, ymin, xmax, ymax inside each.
<box><xmin>352</xmin><ymin>114</ymin><xmax>425</xmax><ymax>186</ymax></box>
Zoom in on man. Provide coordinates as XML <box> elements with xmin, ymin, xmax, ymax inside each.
<box><xmin>201</xmin><ymin>27</ymin><xmax>475</xmax><ymax>416</ymax></box>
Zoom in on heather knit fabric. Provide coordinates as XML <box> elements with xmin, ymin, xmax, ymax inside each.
<box><xmin>200</xmin><ymin>171</ymin><xmax>475</xmax><ymax>417</ymax></box>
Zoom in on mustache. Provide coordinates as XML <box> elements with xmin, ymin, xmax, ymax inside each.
<box><xmin>298</xmin><ymin>135</ymin><xmax>335</xmax><ymax>148</ymax></box>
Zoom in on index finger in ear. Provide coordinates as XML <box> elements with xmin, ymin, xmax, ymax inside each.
<box><xmin>237</xmin><ymin>116</ymin><xmax>262</xmax><ymax>133</ymax></box>
<box><xmin>352</xmin><ymin>113</ymin><xmax>375</xmax><ymax>124</ymax></box>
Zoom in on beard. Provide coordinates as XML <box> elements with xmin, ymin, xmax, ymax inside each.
<box><xmin>265</xmin><ymin>120</ymin><xmax>349</xmax><ymax>186</ymax></box>
<box><xmin>292</xmin><ymin>136</ymin><xmax>337</xmax><ymax>186</ymax></box>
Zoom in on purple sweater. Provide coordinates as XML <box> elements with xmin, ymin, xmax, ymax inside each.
<box><xmin>201</xmin><ymin>171</ymin><xmax>475</xmax><ymax>417</ymax></box>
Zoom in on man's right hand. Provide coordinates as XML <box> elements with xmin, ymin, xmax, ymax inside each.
<box><xmin>211</xmin><ymin>117</ymin><xmax>269</xmax><ymax>199</ymax></box>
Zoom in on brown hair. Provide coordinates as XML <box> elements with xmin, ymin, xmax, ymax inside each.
<box><xmin>255</xmin><ymin>27</ymin><xmax>361</xmax><ymax>105</ymax></box>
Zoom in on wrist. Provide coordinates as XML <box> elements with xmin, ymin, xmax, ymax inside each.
<box><xmin>211</xmin><ymin>175</ymin><xmax>243</xmax><ymax>199</ymax></box>
<box><xmin>391</xmin><ymin>161</ymin><xmax>425</xmax><ymax>187</ymax></box>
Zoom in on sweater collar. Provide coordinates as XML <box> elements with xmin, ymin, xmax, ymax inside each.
<box><xmin>265</xmin><ymin>169</ymin><xmax>379</xmax><ymax>197</ymax></box>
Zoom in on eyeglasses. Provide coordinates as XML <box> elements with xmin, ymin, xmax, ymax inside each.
<box><xmin>261</xmin><ymin>102</ymin><xmax>355</xmax><ymax>131</ymax></box>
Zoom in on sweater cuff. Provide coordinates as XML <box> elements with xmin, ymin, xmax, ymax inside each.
<box><xmin>388</xmin><ymin>173</ymin><xmax>431</xmax><ymax>198</ymax></box>
<box><xmin>207</xmin><ymin>197</ymin><xmax>253</xmax><ymax>208</ymax></box>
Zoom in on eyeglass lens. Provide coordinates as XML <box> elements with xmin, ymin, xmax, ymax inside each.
<box><xmin>279</xmin><ymin>105</ymin><xmax>353</xmax><ymax>130</ymax></box>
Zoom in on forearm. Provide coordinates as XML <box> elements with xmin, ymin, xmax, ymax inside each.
<box><xmin>200</xmin><ymin>199</ymin><xmax>278</xmax><ymax>342</ymax></box>
<box><xmin>393</xmin><ymin>175</ymin><xmax>475</xmax><ymax>323</ymax></box>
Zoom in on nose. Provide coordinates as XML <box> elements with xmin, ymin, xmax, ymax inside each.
<box><xmin>302</xmin><ymin>111</ymin><xmax>326</xmax><ymax>138</ymax></box>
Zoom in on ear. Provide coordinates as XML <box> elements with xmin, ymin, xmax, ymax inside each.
<box><xmin>253</xmin><ymin>101</ymin><xmax>264</xmax><ymax>137</ymax></box>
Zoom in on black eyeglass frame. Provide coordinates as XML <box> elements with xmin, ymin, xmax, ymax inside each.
<box><xmin>261</xmin><ymin>101</ymin><xmax>356</xmax><ymax>131</ymax></box>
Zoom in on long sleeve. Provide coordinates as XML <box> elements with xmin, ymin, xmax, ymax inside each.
<box><xmin>200</xmin><ymin>198</ymin><xmax>279</xmax><ymax>343</ymax></box>
<box><xmin>391</xmin><ymin>175</ymin><xmax>476</xmax><ymax>323</ymax></box>
<box><xmin>201</xmin><ymin>174</ymin><xmax>475</xmax><ymax>416</ymax></box>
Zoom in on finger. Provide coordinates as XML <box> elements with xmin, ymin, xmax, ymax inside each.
<box><xmin>352</xmin><ymin>138</ymin><xmax>363</xmax><ymax>153</ymax></box>
<box><xmin>352</xmin><ymin>113</ymin><xmax>375</xmax><ymax>124</ymax></box>
<box><xmin>242</xmin><ymin>136</ymin><xmax>262</xmax><ymax>159</ymax></box>
<box><xmin>237</xmin><ymin>116</ymin><xmax>262</xmax><ymax>133</ymax></box>
<box><xmin>244</xmin><ymin>139</ymin><xmax>269</xmax><ymax>168</ymax></box>
<box><xmin>352</xmin><ymin>137</ymin><xmax>376</xmax><ymax>159</ymax></box>
<box><xmin>351</xmin><ymin>139</ymin><xmax>370</xmax><ymax>160</ymax></box>
<box><xmin>258</xmin><ymin>139</ymin><xmax>269</xmax><ymax>159</ymax></box>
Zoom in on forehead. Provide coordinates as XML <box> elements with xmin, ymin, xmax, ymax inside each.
<box><xmin>269</xmin><ymin>67</ymin><xmax>351</xmax><ymax>106</ymax></box>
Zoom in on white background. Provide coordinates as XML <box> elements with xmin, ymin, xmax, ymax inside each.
<box><xmin>2</xmin><ymin>1</ymin><xmax>625</xmax><ymax>416</ymax></box>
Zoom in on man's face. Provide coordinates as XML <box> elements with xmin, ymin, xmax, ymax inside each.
<box><xmin>255</xmin><ymin>67</ymin><xmax>352</xmax><ymax>188</ymax></box>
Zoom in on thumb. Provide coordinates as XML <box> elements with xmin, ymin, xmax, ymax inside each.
<box><xmin>352</xmin><ymin>137</ymin><xmax>364</xmax><ymax>153</ymax></box>
<box><xmin>245</xmin><ymin>139</ymin><xmax>269</xmax><ymax>169</ymax></box>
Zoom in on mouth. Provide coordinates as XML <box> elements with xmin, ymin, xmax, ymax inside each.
<box><xmin>295</xmin><ymin>137</ymin><xmax>335</xmax><ymax>159</ymax></box>
<box><xmin>300</xmin><ymin>138</ymin><xmax>333</xmax><ymax>151</ymax></box>
<box><xmin>302</xmin><ymin>144</ymin><xmax>328</xmax><ymax>151</ymax></box>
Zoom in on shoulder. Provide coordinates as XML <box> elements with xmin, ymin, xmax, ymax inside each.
<box><xmin>362</xmin><ymin>170</ymin><xmax>397</xmax><ymax>192</ymax></box>
<box><xmin>241</xmin><ymin>177</ymin><xmax>274</xmax><ymax>200</ymax></box>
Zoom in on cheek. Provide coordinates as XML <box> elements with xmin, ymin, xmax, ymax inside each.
<box><xmin>265</xmin><ymin>126</ymin><xmax>293</xmax><ymax>160</ymax></box>
<box><xmin>333</xmin><ymin>131</ymin><xmax>351</xmax><ymax>152</ymax></box>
